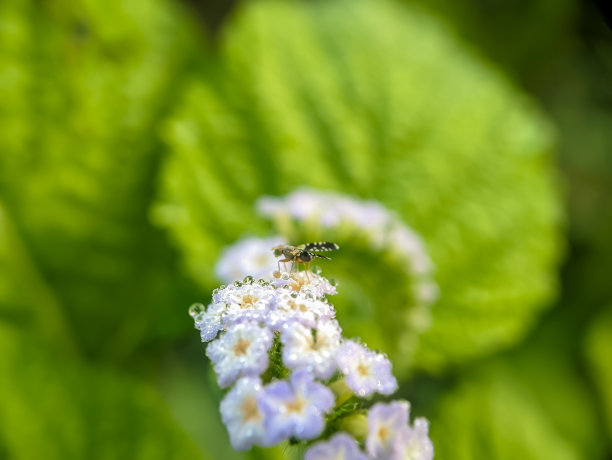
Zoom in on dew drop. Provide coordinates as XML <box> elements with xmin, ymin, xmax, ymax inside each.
<box><xmin>257</xmin><ymin>279</ymin><xmax>266</xmax><ymax>285</ymax></box>
<box><xmin>290</xmin><ymin>292</ymin><xmax>298</xmax><ymax>299</ymax></box>
<box><xmin>281</xmin><ymin>273</ymin><xmax>290</xmax><ymax>280</ymax></box>
<box><xmin>243</xmin><ymin>275</ymin><xmax>254</xmax><ymax>284</ymax></box>
<box><xmin>312</xmin><ymin>265</ymin><xmax>322</xmax><ymax>275</ymax></box>
<box><xmin>193</xmin><ymin>312</ymin><xmax>205</xmax><ymax>323</ymax></box>
<box><xmin>188</xmin><ymin>303</ymin><xmax>205</xmax><ymax>318</ymax></box>
<box><xmin>329</xmin><ymin>279</ymin><xmax>338</xmax><ymax>287</ymax></box>
<box><xmin>212</xmin><ymin>288</ymin><xmax>219</xmax><ymax>295</ymax></box>
<box><xmin>234</xmin><ymin>280</ymin><xmax>243</xmax><ymax>287</ymax></box>
<box><xmin>220</xmin><ymin>284</ymin><xmax>227</xmax><ymax>290</ymax></box>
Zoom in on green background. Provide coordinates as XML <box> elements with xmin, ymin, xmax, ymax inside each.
<box><xmin>0</xmin><ymin>0</ymin><xmax>611</xmax><ymax>458</ymax></box>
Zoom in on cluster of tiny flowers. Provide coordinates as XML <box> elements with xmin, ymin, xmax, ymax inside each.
<box><xmin>215</xmin><ymin>235</ymin><xmax>286</xmax><ymax>283</ymax></box>
<box><xmin>190</xmin><ymin>270</ymin><xmax>434</xmax><ymax>458</ymax></box>
<box><xmin>256</xmin><ymin>188</ymin><xmax>438</xmax><ymax>305</ymax></box>
<box><xmin>305</xmin><ymin>401</ymin><xmax>433</xmax><ymax>460</ymax></box>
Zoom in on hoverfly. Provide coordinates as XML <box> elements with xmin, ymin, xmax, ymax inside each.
<box><xmin>272</xmin><ymin>242</ymin><xmax>339</xmax><ymax>280</ymax></box>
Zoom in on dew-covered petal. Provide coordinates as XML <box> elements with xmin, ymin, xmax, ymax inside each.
<box><xmin>336</xmin><ymin>340</ymin><xmax>398</xmax><ymax>397</ymax></box>
<box><xmin>206</xmin><ymin>322</ymin><xmax>273</xmax><ymax>388</ymax></box>
<box><xmin>220</xmin><ymin>377</ymin><xmax>272</xmax><ymax>450</ymax></box>
<box><xmin>391</xmin><ymin>418</ymin><xmax>434</xmax><ymax>460</ymax></box>
<box><xmin>367</xmin><ymin>401</ymin><xmax>411</xmax><ymax>459</ymax></box>
<box><xmin>305</xmin><ymin>433</ymin><xmax>368</xmax><ymax>460</ymax></box>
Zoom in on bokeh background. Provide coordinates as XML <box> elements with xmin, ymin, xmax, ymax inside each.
<box><xmin>1</xmin><ymin>0</ymin><xmax>611</xmax><ymax>459</ymax></box>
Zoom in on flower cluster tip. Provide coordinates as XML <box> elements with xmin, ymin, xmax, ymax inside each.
<box><xmin>190</xmin><ymin>269</ymin><xmax>433</xmax><ymax>459</ymax></box>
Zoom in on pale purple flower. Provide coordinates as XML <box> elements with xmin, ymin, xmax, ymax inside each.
<box><xmin>213</xmin><ymin>282</ymin><xmax>275</xmax><ymax>308</ymax></box>
<box><xmin>305</xmin><ymin>433</ymin><xmax>368</xmax><ymax>460</ymax></box>
<box><xmin>415</xmin><ymin>281</ymin><xmax>439</xmax><ymax>305</ymax></box>
<box><xmin>366</xmin><ymin>401</ymin><xmax>410</xmax><ymax>459</ymax></box>
<box><xmin>206</xmin><ymin>322</ymin><xmax>273</xmax><ymax>388</ymax></box>
<box><xmin>220</xmin><ymin>377</ymin><xmax>271</xmax><ymax>450</ymax></box>
<box><xmin>266</xmin><ymin>292</ymin><xmax>335</xmax><ymax>330</ymax></box>
<box><xmin>336</xmin><ymin>340</ymin><xmax>398</xmax><ymax>397</ymax></box>
<box><xmin>191</xmin><ymin>220</ymin><xmax>437</xmax><ymax>455</ymax></box>
<box><xmin>259</xmin><ymin>370</ymin><xmax>335</xmax><ymax>443</ymax></box>
<box><xmin>391</xmin><ymin>418</ymin><xmax>434</xmax><ymax>460</ymax></box>
<box><xmin>257</xmin><ymin>189</ymin><xmax>324</xmax><ymax>222</ymax></box>
<box><xmin>299</xmin><ymin>271</ymin><xmax>338</xmax><ymax>297</ymax></box>
<box><xmin>281</xmin><ymin>319</ymin><xmax>341</xmax><ymax>379</ymax></box>
<box><xmin>344</xmin><ymin>199</ymin><xmax>390</xmax><ymax>236</ymax></box>
<box><xmin>257</xmin><ymin>188</ymin><xmax>391</xmax><ymax>235</ymax></box>
<box><xmin>215</xmin><ymin>235</ymin><xmax>286</xmax><ymax>283</ymax></box>
<box><xmin>386</xmin><ymin>225</ymin><xmax>432</xmax><ymax>276</ymax></box>
<box><xmin>269</xmin><ymin>272</ymin><xmax>292</xmax><ymax>289</ymax></box>
<box><xmin>194</xmin><ymin>303</ymin><xmax>226</xmax><ymax>342</ymax></box>
<box><xmin>255</xmin><ymin>188</ymin><xmax>437</xmax><ymax>312</ymax></box>
<box><xmin>214</xmin><ymin>284</ymin><xmax>276</xmax><ymax>326</ymax></box>
<box><xmin>269</xmin><ymin>271</ymin><xmax>337</xmax><ymax>298</ymax></box>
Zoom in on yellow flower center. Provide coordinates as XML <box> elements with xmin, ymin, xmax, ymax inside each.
<box><xmin>378</xmin><ymin>425</ymin><xmax>390</xmax><ymax>442</ymax></box>
<box><xmin>285</xmin><ymin>395</ymin><xmax>306</xmax><ymax>413</ymax></box>
<box><xmin>240</xmin><ymin>396</ymin><xmax>261</xmax><ymax>423</ymax></box>
<box><xmin>240</xmin><ymin>294</ymin><xmax>258</xmax><ymax>309</ymax></box>
<box><xmin>287</xmin><ymin>300</ymin><xmax>308</xmax><ymax>312</ymax></box>
<box><xmin>233</xmin><ymin>338</ymin><xmax>251</xmax><ymax>356</ymax></box>
<box><xmin>357</xmin><ymin>362</ymin><xmax>371</xmax><ymax>377</ymax></box>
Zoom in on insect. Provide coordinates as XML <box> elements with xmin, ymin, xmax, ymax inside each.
<box><xmin>272</xmin><ymin>242</ymin><xmax>339</xmax><ymax>279</ymax></box>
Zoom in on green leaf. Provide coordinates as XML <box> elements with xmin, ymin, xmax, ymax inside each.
<box><xmin>0</xmin><ymin>325</ymin><xmax>205</xmax><ymax>460</ymax></box>
<box><xmin>0</xmin><ymin>0</ymin><xmax>200</xmax><ymax>360</ymax></box>
<box><xmin>0</xmin><ymin>201</ymin><xmax>75</xmax><ymax>355</ymax></box>
<box><xmin>155</xmin><ymin>0</ymin><xmax>563</xmax><ymax>372</ymax></box>
<box><xmin>428</xmin><ymin>342</ymin><xmax>603</xmax><ymax>460</ymax></box>
<box><xmin>585</xmin><ymin>306</ymin><xmax>612</xmax><ymax>442</ymax></box>
<box><xmin>0</xmin><ymin>201</ymin><xmax>205</xmax><ymax>459</ymax></box>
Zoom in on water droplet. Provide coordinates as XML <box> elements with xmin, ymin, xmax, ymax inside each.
<box><xmin>194</xmin><ymin>312</ymin><xmax>205</xmax><ymax>322</ymax></box>
<box><xmin>219</xmin><ymin>284</ymin><xmax>226</xmax><ymax>290</ymax></box>
<box><xmin>305</xmin><ymin>293</ymin><xmax>314</xmax><ymax>301</ymax></box>
<box><xmin>290</xmin><ymin>292</ymin><xmax>298</xmax><ymax>298</ymax></box>
<box><xmin>282</xmin><ymin>284</ymin><xmax>290</xmax><ymax>289</ymax></box>
<box><xmin>329</xmin><ymin>279</ymin><xmax>338</xmax><ymax>287</ymax></box>
<box><xmin>281</xmin><ymin>273</ymin><xmax>290</xmax><ymax>280</ymax></box>
<box><xmin>312</xmin><ymin>265</ymin><xmax>322</xmax><ymax>275</ymax></box>
<box><xmin>243</xmin><ymin>275</ymin><xmax>254</xmax><ymax>284</ymax></box>
<box><xmin>257</xmin><ymin>278</ymin><xmax>266</xmax><ymax>285</ymax></box>
<box><xmin>188</xmin><ymin>303</ymin><xmax>205</xmax><ymax>318</ymax></box>
<box><xmin>212</xmin><ymin>288</ymin><xmax>219</xmax><ymax>295</ymax></box>
<box><xmin>234</xmin><ymin>280</ymin><xmax>243</xmax><ymax>287</ymax></box>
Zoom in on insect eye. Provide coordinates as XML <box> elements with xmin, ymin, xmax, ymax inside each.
<box><xmin>272</xmin><ymin>248</ymin><xmax>282</xmax><ymax>257</ymax></box>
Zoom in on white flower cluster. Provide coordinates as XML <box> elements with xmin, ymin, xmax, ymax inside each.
<box><xmin>215</xmin><ymin>235</ymin><xmax>286</xmax><ymax>283</ymax></box>
<box><xmin>306</xmin><ymin>401</ymin><xmax>433</xmax><ymax>460</ymax></box>
<box><xmin>190</xmin><ymin>270</ymin><xmax>434</xmax><ymax>458</ymax></box>
<box><xmin>256</xmin><ymin>188</ymin><xmax>438</xmax><ymax>306</ymax></box>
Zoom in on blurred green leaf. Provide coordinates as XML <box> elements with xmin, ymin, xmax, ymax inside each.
<box><xmin>155</xmin><ymin>0</ymin><xmax>563</xmax><ymax>372</ymax></box>
<box><xmin>0</xmin><ymin>0</ymin><xmax>201</xmax><ymax>361</ymax></box>
<box><xmin>428</xmin><ymin>339</ymin><xmax>603</xmax><ymax>460</ymax></box>
<box><xmin>585</xmin><ymin>306</ymin><xmax>612</xmax><ymax>442</ymax></box>
<box><xmin>0</xmin><ymin>201</ymin><xmax>75</xmax><ymax>355</ymax></box>
<box><xmin>0</xmin><ymin>325</ymin><xmax>205</xmax><ymax>460</ymax></box>
<box><xmin>0</xmin><ymin>201</ymin><xmax>205</xmax><ymax>459</ymax></box>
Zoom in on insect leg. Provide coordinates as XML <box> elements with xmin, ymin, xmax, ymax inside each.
<box><xmin>278</xmin><ymin>258</ymin><xmax>291</xmax><ymax>274</ymax></box>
